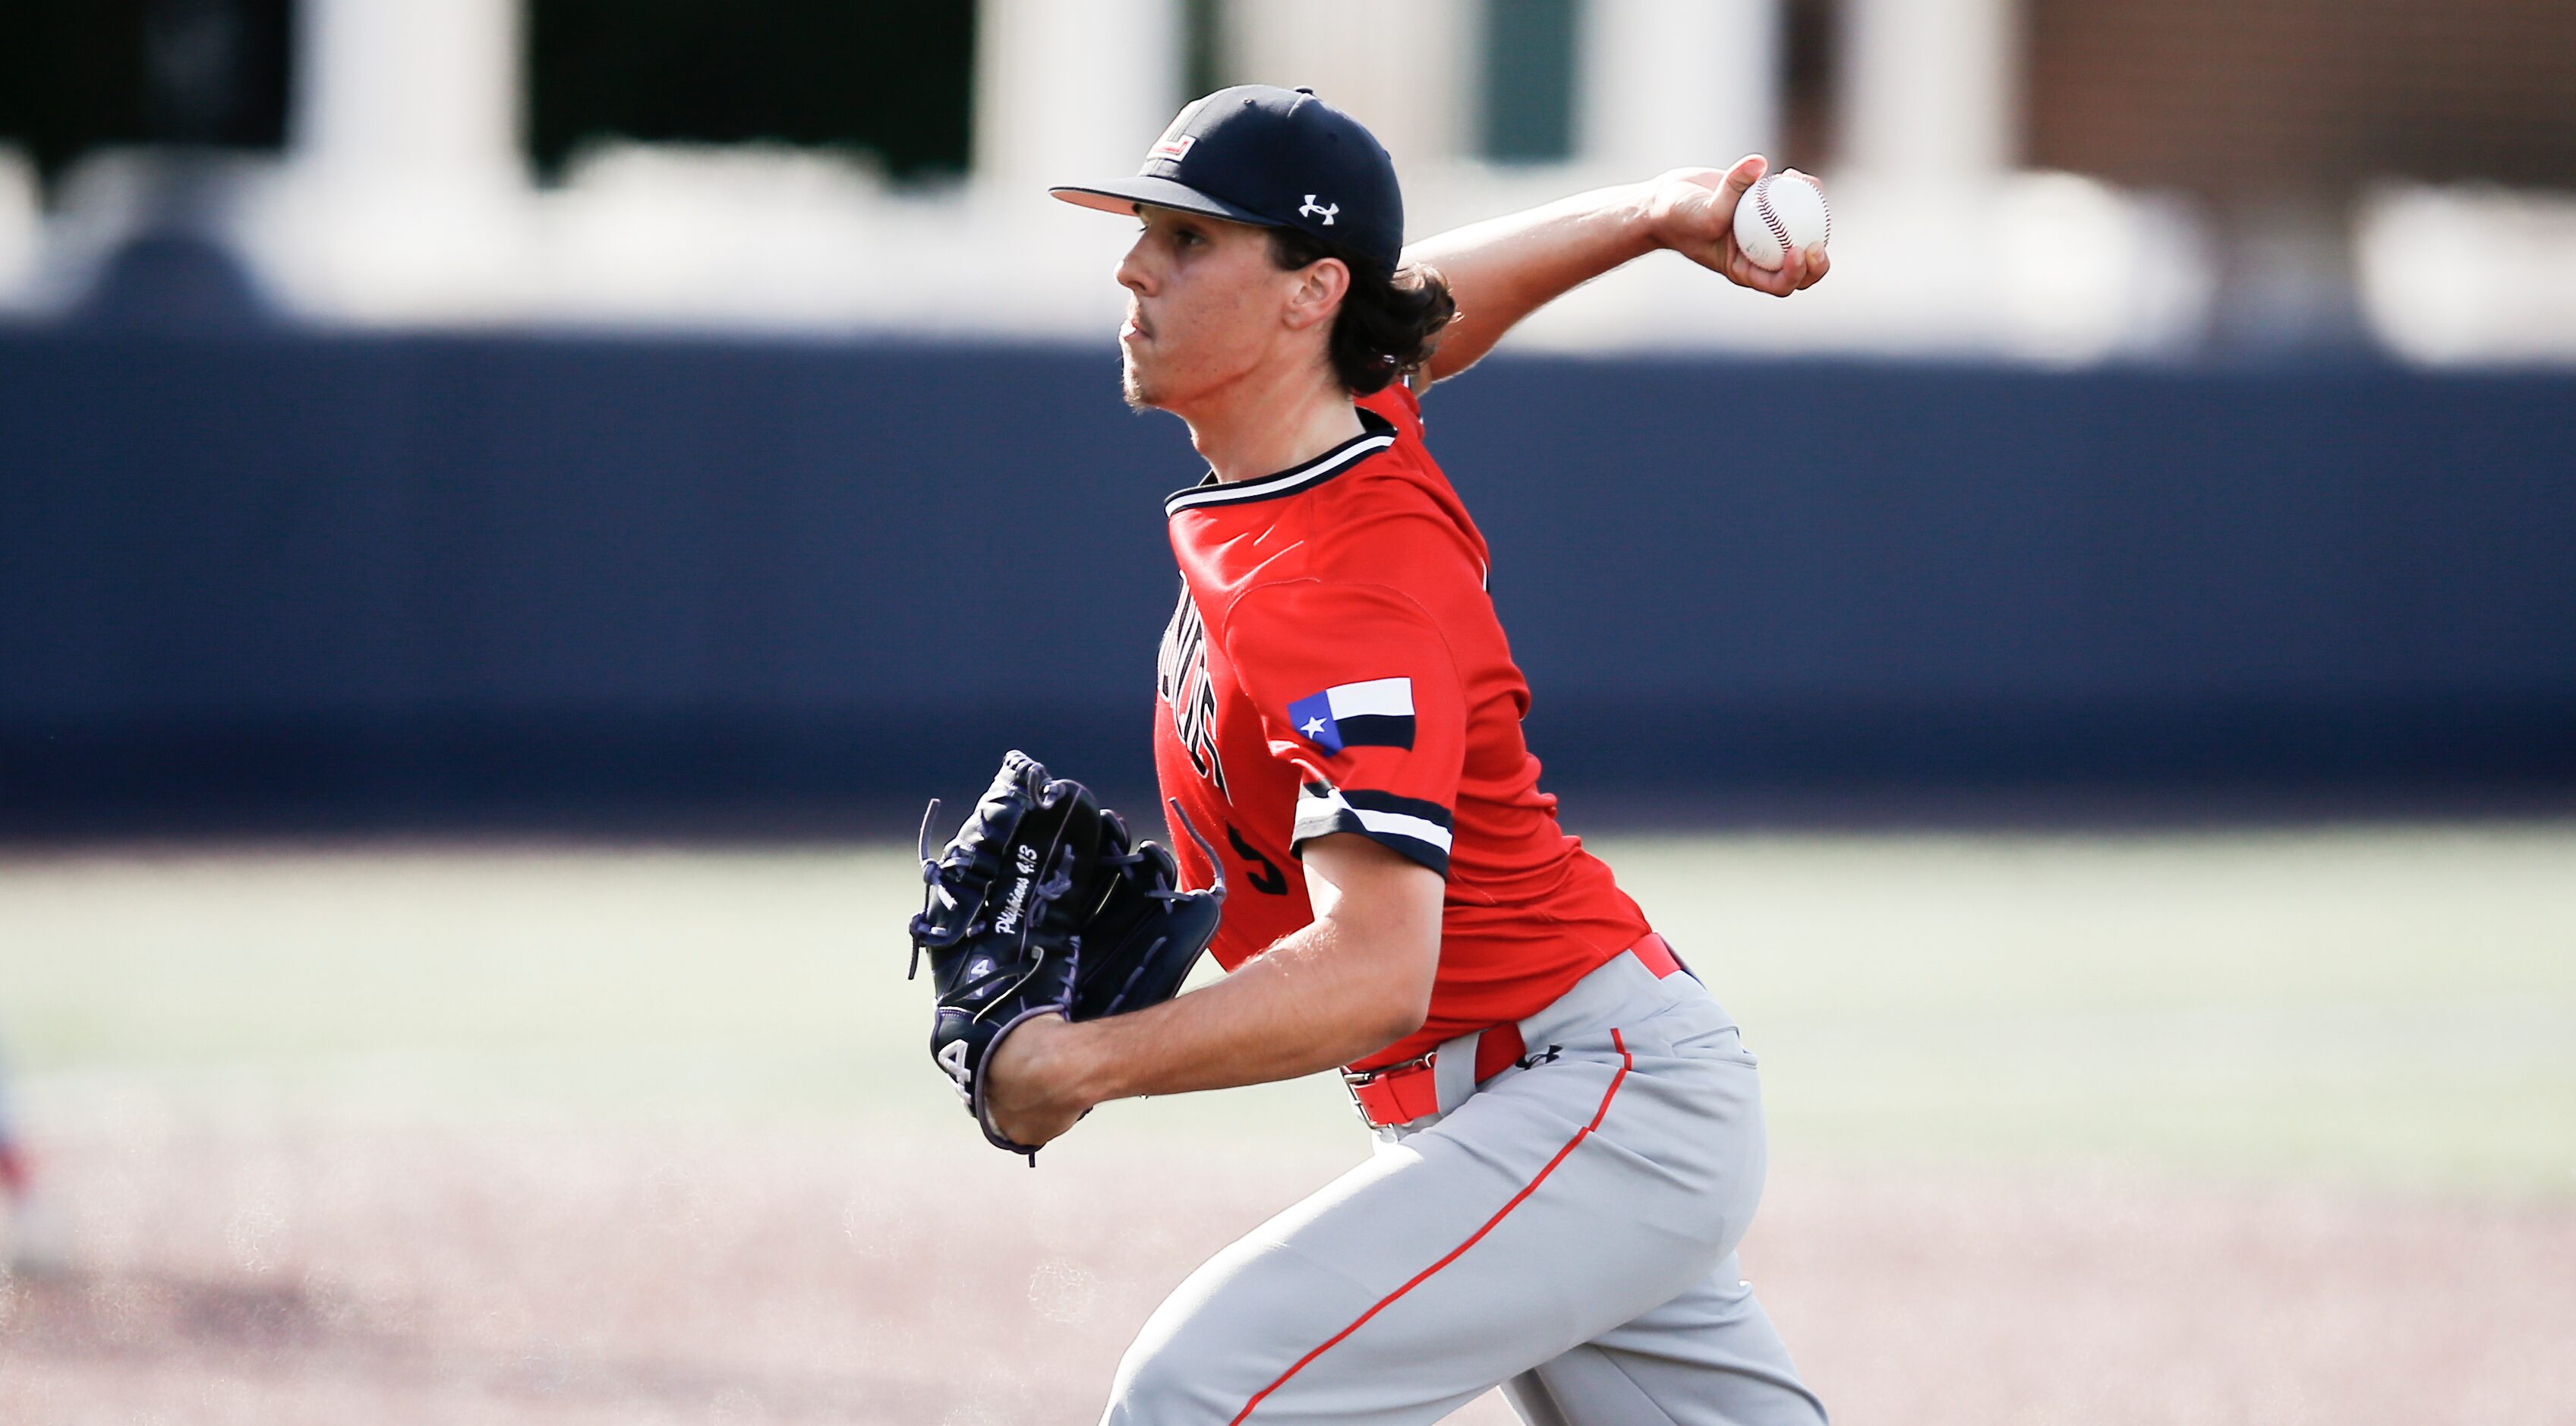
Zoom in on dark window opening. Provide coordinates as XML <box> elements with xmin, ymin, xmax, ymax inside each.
<box><xmin>0</xmin><ymin>0</ymin><xmax>294</xmax><ymax>185</ymax></box>
<box><xmin>1480</xmin><ymin>0</ymin><xmax>1576</xmax><ymax>163</ymax></box>
<box><xmin>1179</xmin><ymin>0</ymin><xmax>1223</xmax><ymax>106</ymax></box>
<box><xmin>1780</xmin><ymin>0</ymin><xmax>1837</xmax><ymax>169</ymax></box>
<box><xmin>527</xmin><ymin>0</ymin><xmax>975</xmax><ymax>181</ymax></box>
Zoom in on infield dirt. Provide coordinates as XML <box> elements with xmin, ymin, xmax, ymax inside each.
<box><xmin>5</xmin><ymin>1121</ymin><xmax>2572</xmax><ymax>1425</ymax></box>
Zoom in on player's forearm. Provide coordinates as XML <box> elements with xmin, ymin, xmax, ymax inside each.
<box><xmin>1405</xmin><ymin>183</ymin><xmax>1658</xmax><ymax>383</ymax></box>
<box><xmin>1069</xmin><ymin>920</ymin><xmax>1423</xmax><ymax>1102</ymax></box>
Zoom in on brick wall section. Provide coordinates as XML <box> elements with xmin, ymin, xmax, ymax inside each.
<box><xmin>2024</xmin><ymin>0</ymin><xmax>2576</xmax><ymax>198</ymax></box>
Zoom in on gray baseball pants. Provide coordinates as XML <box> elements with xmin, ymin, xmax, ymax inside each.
<box><xmin>1099</xmin><ymin>948</ymin><xmax>1827</xmax><ymax>1425</ymax></box>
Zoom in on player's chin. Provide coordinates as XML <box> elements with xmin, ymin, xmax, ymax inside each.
<box><xmin>1119</xmin><ymin>357</ymin><xmax>1164</xmax><ymax>412</ymax></box>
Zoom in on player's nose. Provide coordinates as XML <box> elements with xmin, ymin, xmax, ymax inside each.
<box><xmin>1115</xmin><ymin>235</ymin><xmax>1156</xmax><ymax>295</ymax></box>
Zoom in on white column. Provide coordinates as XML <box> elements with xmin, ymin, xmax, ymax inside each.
<box><xmin>292</xmin><ymin>0</ymin><xmax>523</xmax><ymax>190</ymax></box>
<box><xmin>1840</xmin><ymin>0</ymin><xmax>2019</xmax><ymax>181</ymax></box>
<box><xmin>974</xmin><ymin>0</ymin><xmax>1183</xmax><ymax>193</ymax></box>
<box><xmin>0</xmin><ymin>146</ymin><xmax>38</xmax><ymax>302</ymax></box>
<box><xmin>1220</xmin><ymin>0</ymin><xmax>1477</xmax><ymax>170</ymax></box>
<box><xmin>272</xmin><ymin>0</ymin><xmax>528</xmax><ymax>320</ymax></box>
<box><xmin>1578</xmin><ymin>0</ymin><xmax>1780</xmax><ymax>174</ymax></box>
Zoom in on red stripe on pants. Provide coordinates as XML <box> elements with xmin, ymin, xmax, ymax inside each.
<box><xmin>1228</xmin><ymin>1029</ymin><xmax>1635</xmax><ymax>1424</ymax></box>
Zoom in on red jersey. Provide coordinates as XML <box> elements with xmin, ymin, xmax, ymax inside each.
<box><xmin>1152</xmin><ymin>383</ymin><xmax>1651</xmax><ymax>1071</ymax></box>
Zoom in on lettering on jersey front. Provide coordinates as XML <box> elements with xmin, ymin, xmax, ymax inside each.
<box><xmin>1158</xmin><ymin>584</ymin><xmax>1228</xmax><ymax>796</ymax></box>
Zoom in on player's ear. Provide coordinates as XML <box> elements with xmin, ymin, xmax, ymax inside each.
<box><xmin>1284</xmin><ymin>255</ymin><xmax>1350</xmax><ymax>333</ymax></box>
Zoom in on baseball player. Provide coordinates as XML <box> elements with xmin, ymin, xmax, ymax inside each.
<box><xmin>985</xmin><ymin>86</ymin><xmax>1830</xmax><ymax>1424</ymax></box>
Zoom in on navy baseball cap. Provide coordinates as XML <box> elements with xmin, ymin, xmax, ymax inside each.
<box><xmin>1051</xmin><ymin>85</ymin><xmax>1405</xmax><ymax>274</ymax></box>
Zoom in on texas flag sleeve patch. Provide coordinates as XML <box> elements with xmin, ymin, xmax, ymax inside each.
<box><xmin>1285</xmin><ymin>677</ymin><xmax>1415</xmax><ymax>755</ymax></box>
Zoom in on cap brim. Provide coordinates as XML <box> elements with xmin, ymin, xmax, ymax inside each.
<box><xmin>1048</xmin><ymin>176</ymin><xmax>1279</xmax><ymax>229</ymax></box>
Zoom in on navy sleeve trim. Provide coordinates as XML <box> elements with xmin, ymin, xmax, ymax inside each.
<box><xmin>1289</xmin><ymin>782</ymin><xmax>1453</xmax><ymax>879</ymax></box>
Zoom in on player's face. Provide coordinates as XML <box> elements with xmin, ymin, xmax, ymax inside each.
<box><xmin>1115</xmin><ymin>206</ymin><xmax>1315</xmax><ymax>415</ymax></box>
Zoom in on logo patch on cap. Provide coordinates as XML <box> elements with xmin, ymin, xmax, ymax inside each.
<box><xmin>1298</xmin><ymin>195</ymin><xmax>1338</xmax><ymax>226</ymax></box>
<box><xmin>1144</xmin><ymin>98</ymin><xmax>1207</xmax><ymax>166</ymax></box>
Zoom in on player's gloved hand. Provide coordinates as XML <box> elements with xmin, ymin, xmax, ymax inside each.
<box><xmin>906</xmin><ymin>751</ymin><xmax>1225</xmax><ymax>1163</ymax></box>
<box><xmin>1644</xmin><ymin>155</ymin><xmax>1830</xmax><ymax>298</ymax></box>
<box><xmin>979</xmin><ymin>1013</ymin><xmax>1093</xmax><ymax>1150</ymax></box>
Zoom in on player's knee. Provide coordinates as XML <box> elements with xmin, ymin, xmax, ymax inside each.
<box><xmin>1099</xmin><ymin>1343</ymin><xmax>1208</xmax><ymax>1423</ymax></box>
<box><xmin>1100</xmin><ymin>1314</ymin><xmax>1236</xmax><ymax>1423</ymax></box>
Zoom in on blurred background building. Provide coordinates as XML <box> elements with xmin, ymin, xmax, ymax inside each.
<box><xmin>3</xmin><ymin>0</ymin><xmax>2573</xmax><ymax>361</ymax></box>
<box><xmin>1</xmin><ymin>2</ymin><xmax>2571</xmax><ymax>831</ymax></box>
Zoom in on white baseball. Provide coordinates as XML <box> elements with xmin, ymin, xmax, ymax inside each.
<box><xmin>1732</xmin><ymin>170</ymin><xmax>1830</xmax><ymax>270</ymax></box>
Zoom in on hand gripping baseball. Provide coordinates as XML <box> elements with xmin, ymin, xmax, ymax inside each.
<box><xmin>1645</xmin><ymin>156</ymin><xmax>1830</xmax><ymax>298</ymax></box>
<box><xmin>907</xmin><ymin>751</ymin><xmax>1225</xmax><ymax>1162</ymax></box>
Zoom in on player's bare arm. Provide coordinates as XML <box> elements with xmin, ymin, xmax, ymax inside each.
<box><xmin>981</xmin><ymin>831</ymin><xmax>1441</xmax><ymax>1147</ymax></box>
<box><xmin>1408</xmin><ymin>156</ymin><xmax>1830</xmax><ymax>386</ymax></box>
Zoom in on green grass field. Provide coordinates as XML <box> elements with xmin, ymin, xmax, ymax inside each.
<box><xmin>7</xmin><ymin>823</ymin><xmax>2571</xmax><ymax>1196</ymax></box>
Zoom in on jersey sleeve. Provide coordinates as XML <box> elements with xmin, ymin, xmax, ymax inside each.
<box><xmin>1220</xmin><ymin>579</ymin><xmax>1465</xmax><ymax>878</ymax></box>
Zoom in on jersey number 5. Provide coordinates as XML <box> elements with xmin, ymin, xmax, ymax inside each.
<box><xmin>1226</xmin><ymin>824</ymin><xmax>1288</xmax><ymax>896</ymax></box>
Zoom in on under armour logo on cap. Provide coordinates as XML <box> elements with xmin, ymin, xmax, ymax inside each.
<box><xmin>1050</xmin><ymin>84</ymin><xmax>1407</xmax><ymax>275</ymax></box>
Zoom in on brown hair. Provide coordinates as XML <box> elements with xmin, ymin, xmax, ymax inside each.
<box><xmin>1266</xmin><ymin>229</ymin><xmax>1457</xmax><ymax>396</ymax></box>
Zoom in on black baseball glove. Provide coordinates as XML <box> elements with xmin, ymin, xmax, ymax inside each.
<box><xmin>907</xmin><ymin>751</ymin><xmax>1224</xmax><ymax>1160</ymax></box>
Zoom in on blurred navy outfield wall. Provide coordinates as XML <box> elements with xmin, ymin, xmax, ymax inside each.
<box><xmin>2</xmin><ymin>333</ymin><xmax>2571</xmax><ymax>832</ymax></box>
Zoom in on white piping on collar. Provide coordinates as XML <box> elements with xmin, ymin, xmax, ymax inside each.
<box><xmin>1163</xmin><ymin>429</ymin><xmax>1397</xmax><ymax>516</ymax></box>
